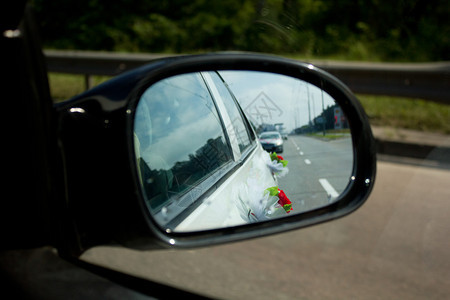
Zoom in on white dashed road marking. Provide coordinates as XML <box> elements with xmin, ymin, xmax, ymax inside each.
<box><xmin>319</xmin><ymin>178</ymin><xmax>339</xmax><ymax>200</ymax></box>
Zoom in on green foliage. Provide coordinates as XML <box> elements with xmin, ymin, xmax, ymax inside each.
<box><xmin>265</xmin><ymin>186</ymin><xmax>279</xmax><ymax>197</ymax></box>
<box><xmin>358</xmin><ymin>95</ymin><xmax>450</xmax><ymax>134</ymax></box>
<box><xmin>32</xmin><ymin>0</ymin><xmax>449</xmax><ymax>61</ymax></box>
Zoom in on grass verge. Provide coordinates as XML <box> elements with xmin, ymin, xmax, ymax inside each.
<box><xmin>357</xmin><ymin>94</ymin><xmax>450</xmax><ymax>134</ymax></box>
<box><xmin>49</xmin><ymin>73</ymin><xmax>112</xmax><ymax>103</ymax></box>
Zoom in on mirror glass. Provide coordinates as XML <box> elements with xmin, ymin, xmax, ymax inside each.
<box><xmin>133</xmin><ymin>71</ymin><xmax>353</xmax><ymax>233</ymax></box>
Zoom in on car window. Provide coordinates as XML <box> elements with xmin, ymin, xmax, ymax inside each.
<box><xmin>260</xmin><ymin>133</ymin><xmax>280</xmax><ymax>139</ymax></box>
<box><xmin>207</xmin><ymin>71</ymin><xmax>253</xmax><ymax>155</ymax></box>
<box><xmin>134</xmin><ymin>73</ymin><xmax>233</xmax><ymax>215</ymax></box>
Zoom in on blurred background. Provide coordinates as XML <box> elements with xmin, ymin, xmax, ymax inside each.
<box><xmin>32</xmin><ymin>0</ymin><xmax>449</xmax><ymax>135</ymax></box>
<box><xmin>32</xmin><ymin>0</ymin><xmax>449</xmax><ymax>61</ymax></box>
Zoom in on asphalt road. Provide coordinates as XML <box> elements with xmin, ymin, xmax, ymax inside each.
<box><xmin>277</xmin><ymin>134</ymin><xmax>353</xmax><ymax>212</ymax></box>
<box><xmin>81</xmin><ymin>158</ymin><xmax>450</xmax><ymax>300</ymax></box>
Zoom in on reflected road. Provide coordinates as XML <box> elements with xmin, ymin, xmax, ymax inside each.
<box><xmin>278</xmin><ymin>134</ymin><xmax>353</xmax><ymax>212</ymax></box>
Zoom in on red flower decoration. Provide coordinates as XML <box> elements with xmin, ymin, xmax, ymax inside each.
<box><xmin>277</xmin><ymin>189</ymin><xmax>292</xmax><ymax>213</ymax></box>
<box><xmin>265</xmin><ymin>187</ymin><xmax>293</xmax><ymax>214</ymax></box>
<box><xmin>270</xmin><ymin>152</ymin><xmax>288</xmax><ymax>168</ymax></box>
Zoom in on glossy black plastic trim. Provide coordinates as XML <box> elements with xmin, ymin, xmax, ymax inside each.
<box><xmin>56</xmin><ymin>53</ymin><xmax>376</xmax><ymax>255</ymax></box>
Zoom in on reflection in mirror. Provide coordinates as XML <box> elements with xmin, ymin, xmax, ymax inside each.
<box><xmin>133</xmin><ymin>71</ymin><xmax>353</xmax><ymax>233</ymax></box>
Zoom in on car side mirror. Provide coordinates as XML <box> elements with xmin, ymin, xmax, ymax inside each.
<box><xmin>56</xmin><ymin>53</ymin><xmax>376</xmax><ymax>256</ymax></box>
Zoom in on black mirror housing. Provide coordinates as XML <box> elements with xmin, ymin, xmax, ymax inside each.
<box><xmin>56</xmin><ymin>53</ymin><xmax>376</xmax><ymax>257</ymax></box>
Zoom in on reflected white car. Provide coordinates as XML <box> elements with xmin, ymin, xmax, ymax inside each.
<box><xmin>259</xmin><ymin>131</ymin><xmax>284</xmax><ymax>153</ymax></box>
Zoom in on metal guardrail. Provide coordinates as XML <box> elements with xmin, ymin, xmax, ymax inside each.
<box><xmin>44</xmin><ymin>50</ymin><xmax>450</xmax><ymax>104</ymax></box>
<box><xmin>315</xmin><ymin>60</ymin><xmax>450</xmax><ymax>104</ymax></box>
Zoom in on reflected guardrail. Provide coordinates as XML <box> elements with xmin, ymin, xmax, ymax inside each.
<box><xmin>44</xmin><ymin>50</ymin><xmax>450</xmax><ymax>104</ymax></box>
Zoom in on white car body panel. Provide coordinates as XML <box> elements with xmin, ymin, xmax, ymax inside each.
<box><xmin>175</xmin><ymin>146</ymin><xmax>277</xmax><ymax>231</ymax></box>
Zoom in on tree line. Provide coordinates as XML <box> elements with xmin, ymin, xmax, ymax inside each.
<box><xmin>32</xmin><ymin>0</ymin><xmax>449</xmax><ymax>62</ymax></box>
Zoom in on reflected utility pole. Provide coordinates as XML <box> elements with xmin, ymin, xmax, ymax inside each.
<box><xmin>321</xmin><ymin>88</ymin><xmax>326</xmax><ymax>136</ymax></box>
<box><xmin>306</xmin><ymin>83</ymin><xmax>311</xmax><ymax>133</ymax></box>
